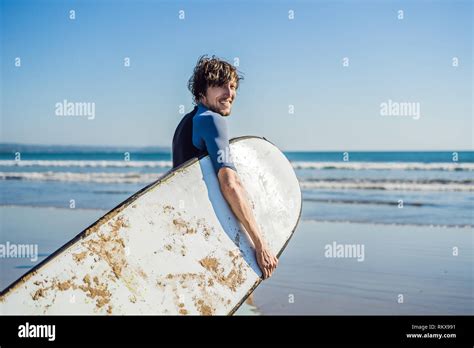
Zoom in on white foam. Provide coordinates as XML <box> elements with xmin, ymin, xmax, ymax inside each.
<box><xmin>1</xmin><ymin>171</ymin><xmax>472</xmax><ymax>191</ymax></box>
<box><xmin>0</xmin><ymin>160</ymin><xmax>172</xmax><ymax>168</ymax></box>
<box><xmin>299</xmin><ymin>180</ymin><xmax>473</xmax><ymax>192</ymax></box>
<box><xmin>1</xmin><ymin>160</ymin><xmax>473</xmax><ymax>171</ymax></box>
<box><xmin>291</xmin><ymin>161</ymin><xmax>474</xmax><ymax>171</ymax></box>
<box><xmin>0</xmin><ymin>171</ymin><xmax>161</xmax><ymax>184</ymax></box>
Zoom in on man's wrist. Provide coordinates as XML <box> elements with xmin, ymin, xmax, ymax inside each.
<box><xmin>253</xmin><ymin>237</ymin><xmax>265</xmax><ymax>250</ymax></box>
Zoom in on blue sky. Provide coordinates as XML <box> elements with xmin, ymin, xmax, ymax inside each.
<box><xmin>1</xmin><ymin>0</ymin><xmax>472</xmax><ymax>150</ymax></box>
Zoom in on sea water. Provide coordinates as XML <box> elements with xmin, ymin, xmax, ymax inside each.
<box><xmin>1</xmin><ymin>146</ymin><xmax>472</xmax><ymax>227</ymax></box>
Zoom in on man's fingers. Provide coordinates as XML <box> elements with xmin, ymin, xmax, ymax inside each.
<box><xmin>260</xmin><ymin>259</ymin><xmax>267</xmax><ymax>279</ymax></box>
<box><xmin>269</xmin><ymin>258</ymin><xmax>277</xmax><ymax>276</ymax></box>
<box><xmin>257</xmin><ymin>248</ymin><xmax>279</xmax><ymax>279</ymax></box>
<box><xmin>264</xmin><ymin>253</ymin><xmax>270</xmax><ymax>264</ymax></box>
<box><xmin>268</xmin><ymin>262</ymin><xmax>274</xmax><ymax>277</ymax></box>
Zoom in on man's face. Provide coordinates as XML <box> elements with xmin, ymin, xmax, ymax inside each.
<box><xmin>200</xmin><ymin>80</ymin><xmax>237</xmax><ymax>116</ymax></box>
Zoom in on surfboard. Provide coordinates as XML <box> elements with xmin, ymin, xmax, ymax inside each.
<box><xmin>0</xmin><ymin>136</ymin><xmax>302</xmax><ymax>315</ymax></box>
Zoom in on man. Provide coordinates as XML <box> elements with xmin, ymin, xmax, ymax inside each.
<box><xmin>172</xmin><ymin>55</ymin><xmax>278</xmax><ymax>279</ymax></box>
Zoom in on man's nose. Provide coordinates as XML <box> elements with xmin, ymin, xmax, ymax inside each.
<box><xmin>224</xmin><ymin>84</ymin><xmax>233</xmax><ymax>97</ymax></box>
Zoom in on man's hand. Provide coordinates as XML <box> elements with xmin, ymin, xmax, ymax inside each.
<box><xmin>255</xmin><ymin>243</ymin><xmax>278</xmax><ymax>279</ymax></box>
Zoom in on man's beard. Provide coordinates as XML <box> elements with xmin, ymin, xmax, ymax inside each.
<box><xmin>209</xmin><ymin>102</ymin><xmax>231</xmax><ymax>116</ymax></box>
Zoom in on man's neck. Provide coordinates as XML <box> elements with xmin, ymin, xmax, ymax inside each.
<box><xmin>198</xmin><ymin>101</ymin><xmax>209</xmax><ymax>110</ymax></box>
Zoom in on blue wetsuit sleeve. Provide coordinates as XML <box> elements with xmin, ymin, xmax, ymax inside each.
<box><xmin>194</xmin><ymin>114</ymin><xmax>237</xmax><ymax>174</ymax></box>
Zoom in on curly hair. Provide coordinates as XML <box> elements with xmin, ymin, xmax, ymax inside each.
<box><xmin>188</xmin><ymin>55</ymin><xmax>244</xmax><ymax>105</ymax></box>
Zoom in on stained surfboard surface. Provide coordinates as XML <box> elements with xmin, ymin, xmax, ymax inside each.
<box><xmin>0</xmin><ymin>136</ymin><xmax>302</xmax><ymax>315</ymax></box>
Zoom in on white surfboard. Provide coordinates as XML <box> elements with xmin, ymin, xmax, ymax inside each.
<box><xmin>0</xmin><ymin>136</ymin><xmax>302</xmax><ymax>315</ymax></box>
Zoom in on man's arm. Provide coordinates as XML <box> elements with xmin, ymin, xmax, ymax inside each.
<box><xmin>218</xmin><ymin>167</ymin><xmax>278</xmax><ymax>279</ymax></box>
<box><xmin>195</xmin><ymin>111</ymin><xmax>278</xmax><ymax>279</ymax></box>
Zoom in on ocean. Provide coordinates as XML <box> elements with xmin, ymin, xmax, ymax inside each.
<box><xmin>1</xmin><ymin>146</ymin><xmax>472</xmax><ymax>227</ymax></box>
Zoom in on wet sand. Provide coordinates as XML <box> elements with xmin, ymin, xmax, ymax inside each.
<box><xmin>249</xmin><ymin>220</ymin><xmax>473</xmax><ymax>315</ymax></box>
<box><xmin>1</xmin><ymin>206</ymin><xmax>472</xmax><ymax>315</ymax></box>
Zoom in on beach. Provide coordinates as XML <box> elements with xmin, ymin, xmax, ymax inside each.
<box><xmin>1</xmin><ymin>147</ymin><xmax>472</xmax><ymax>314</ymax></box>
<box><xmin>1</xmin><ymin>205</ymin><xmax>471</xmax><ymax>315</ymax></box>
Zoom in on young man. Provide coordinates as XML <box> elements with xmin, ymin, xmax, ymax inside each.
<box><xmin>172</xmin><ymin>55</ymin><xmax>278</xmax><ymax>279</ymax></box>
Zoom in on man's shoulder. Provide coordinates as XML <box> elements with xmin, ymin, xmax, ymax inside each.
<box><xmin>195</xmin><ymin>109</ymin><xmax>225</xmax><ymax>126</ymax></box>
<box><xmin>197</xmin><ymin>108</ymin><xmax>222</xmax><ymax>118</ymax></box>
<box><xmin>195</xmin><ymin>114</ymin><xmax>226</xmax><ymax>137</ymax></box>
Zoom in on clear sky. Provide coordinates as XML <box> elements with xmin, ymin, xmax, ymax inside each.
<box><xmin>1</xmin><ymin>0</ymin><xmax>472</xmax><ymax>150</ymax></box>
